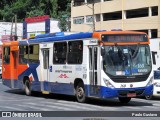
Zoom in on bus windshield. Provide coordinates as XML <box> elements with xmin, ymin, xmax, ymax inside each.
<box><xmin>103</xmin><ymin>45</ymin><xmax>152</xmax><ymax>76</ymax></box>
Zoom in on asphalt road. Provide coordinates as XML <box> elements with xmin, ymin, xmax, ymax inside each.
<box><xmin>0</xmin><ymin>79</ymin><xmax>160</xmax><ymax>120</ymax></box>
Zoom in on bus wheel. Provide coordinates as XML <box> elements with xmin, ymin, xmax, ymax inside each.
<box><xmin>145</xmin><ymin>95</ymin><xmax>153</xmax><ymax>100</ymax></box>
<box><xmin>76</xmin><ymin>83</ymin><xmax>86</xmax><ymax>103</ymax></box>
<box><xmin>24</xmin><ymin>80</ymin><xmax>31</xmax><ymax>96</ymax></box>
<box><xmin>119</xmin><ymin>97</ymin><xmax>131</xmax><ymax>103</ymax></box>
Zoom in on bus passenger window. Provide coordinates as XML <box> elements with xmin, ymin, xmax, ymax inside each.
<box><xmin>3</xmin><ymin>47</ymin><xmax>10</xmax><ymax>64</ymax></box>
<box><xmin>28</xmin><ymin>45</ymin><xmax>39</xmax><ymax>63</ymax></box>
<box><xmin>68</xmin><ymin>41</ymin><xmax>83</xmax><ymax>64</ymax></box>
<box><xmin>19</xmin><ymin>46</ymin><xmax>28</xmax><ymax>64</ymax></box>
<box><xmin>53</xmin><ymin>42</ymin><xmax>67</xmax><ymax>64</ymax></box>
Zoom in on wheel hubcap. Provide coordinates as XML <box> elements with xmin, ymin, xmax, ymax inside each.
<box><xmin>146</xmin><ymin>96</ymin><xmax>151</xmax><ymax>99</ymax></box>
<box><xmin>77</xmin><ymin>87</ymin><xmax>84</xmax><ymax>98</ymax></box>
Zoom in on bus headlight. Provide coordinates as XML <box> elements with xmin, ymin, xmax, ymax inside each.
<box><xmin>103</xmin><ymin>78</ymin><xmax>114</xmax><ymax>88</ymax></box>
<box><xmin>154</xmin><ymin>82</ymin><xmax>160</xmax><ymax>87</ymax></box>
<box><xmin>146</xmin><ymin>76</ymin><xmax>153</xmax><ymax>87</ymax></box>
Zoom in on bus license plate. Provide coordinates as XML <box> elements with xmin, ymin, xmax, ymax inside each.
<box><xmin>127</xmin><ymin>93</ymin><xmax>136</xmax><ymax>97</ymax></box>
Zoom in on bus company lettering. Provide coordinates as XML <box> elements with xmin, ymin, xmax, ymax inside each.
<box><xmin>63</xmin><ymin>66</ymin><xmax>72</xmax><ymax>69</ymax></box>
<box><xmin>55</xmin><ymin>70</ymin><xmax>72</xmax><ymax>73</ymax></box>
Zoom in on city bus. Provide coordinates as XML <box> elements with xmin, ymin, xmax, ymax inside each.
<box><xmin>2</xmin><ymin>31</ymin><xmax>153</xmax><ymax>103</ymax></box>
<box><xmin>145</xmin><ymin>38</ymin><xmax>160</xmax><ymax>99</ymax></box>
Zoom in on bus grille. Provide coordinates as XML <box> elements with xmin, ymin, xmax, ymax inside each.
<box><xmin>110</xmin><ymin>76</ymin><xmax>149</xmax><ymax>83</ymax></box>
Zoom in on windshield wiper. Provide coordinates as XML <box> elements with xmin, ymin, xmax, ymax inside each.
<box><xmin>129</xmin><ymin>44</ymin><xmax>139</xmax><ymax>58</ymax></box>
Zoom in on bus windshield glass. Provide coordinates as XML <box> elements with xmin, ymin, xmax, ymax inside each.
<box><xmin>103</xmin><ymin>45</ymin><xmax>152</xmax><ymax>76</ymax></box>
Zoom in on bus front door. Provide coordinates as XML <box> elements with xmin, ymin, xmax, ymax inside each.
<box><xmin>41</xmin><ymin>48</ymin><xmax>50</xmax><ymax>93</ymax></box>
<box><xmin>89</xmin><ymin>46</ymin><xmax>100</xmax><ymax>96</ymax></box>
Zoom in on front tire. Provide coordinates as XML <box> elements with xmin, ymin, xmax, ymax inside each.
<box><xmin>119</xmin><ymin>97</ymin><xmax>131</xmax><ymax>103</ymax></box>
<box><xmin>145</xmin><ymin>95</ymin><xmax>153</xmax><ymax>100</ymax></box>
<box><xmin>24</xmin><ymin>80</ymin><xmax>32</xmax><ymax>96</ymax></box>
<box><xmin>75</xmin><ymin>83</ymin><xmax>86</xmax><ymax>103</ymax></box>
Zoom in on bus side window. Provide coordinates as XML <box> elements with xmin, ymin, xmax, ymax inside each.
<box><xmin>53</xmin><ymin>42</ymin><xmax>67</xmax><ymax>64</ymax></box>
<box><xmin>68</xmin><ymin>41</ymin><xmax>83</xmax><ymax>64</ymax></box>
<box><xmin>19</xmin><ymin>46</ymin><xmax>28</xmax><ymax>64</ymax></box>
<box><xmin>28</xmin><ymin>45</ymin><xmax>39</xmax><ymax>63</ymax></box>
<box><xmin>3</xmin><ymin>47</ymin><xmax>10</xmax><ymax>64</ymax></box>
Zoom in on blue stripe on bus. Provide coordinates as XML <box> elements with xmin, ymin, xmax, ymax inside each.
<box><xmin>2</xmin><ymin>79</ymin><xmax>21</xmax><ymax>89</ymax></box>
<box><xmin>18</xmin><ymin>63</ymin><xmax>40</xmax><ymax>83</ymax></box>
<box><xmin>3</xmin><ymin>78</ymin><xmax>153</xmax><ymax>99</ymax></box>
<box><xmin>19</xmin><ymin>40</ymin><xmax>28</xmax><ymax>45</ymax></box>
<box><xmin>19</xmin><ymin>32</ymin><xmax>92</xmax><ymax>45</ymax></box>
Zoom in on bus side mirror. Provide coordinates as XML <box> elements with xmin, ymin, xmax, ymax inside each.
<box><xmin>101</xmin><ymin>47</ymin><xmax>105</xmax><ymax>56</ymax></box>
<box><xmin>152</xmin><ymin>51</ymin><xmax>157</xmax><ymax>65</ymax></box>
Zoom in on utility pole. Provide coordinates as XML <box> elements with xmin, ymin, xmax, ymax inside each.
<box><xmin>86</xmin><ymin>0</ymin><xmax>95</xmax><ymax>31</ymax></box>
<box><xmin>10</xmin><ymin>15</ymin><xmax>18</xmax><ymax>41</ymax></box>
<box><xmin>10</xmin><ymin>16</ymin><xmax>14</xmax><ymax>41</ymax></box>
<box><xmin>92</xmin><ymin>0</ymin><xmax>95</xmax><ymax>32</ymax></box>
<box><xmin>15</xmin><ymin>15</ymin><xmax>17</xmax><ymax>38</ymax></box>
<box><xmin>15</xmin><ymin>15</ymin><xmax>18</xmax><ymax>41</ymax></box>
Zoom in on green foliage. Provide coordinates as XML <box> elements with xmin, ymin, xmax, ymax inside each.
<box><xmin>58</xmin><ymin>0</ymin><xmax>71</xmax><ymax>31</ymax></box>
<box><xmin>0</xmin><ymin>0</ymin><xmax>71</xmax><ymax>31</ymax></box>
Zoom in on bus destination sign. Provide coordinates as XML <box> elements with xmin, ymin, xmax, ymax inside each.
<box><xmin>101</xmin><ymin>34</ymin><xmax>148</xmax><ymax>42</ymax></box>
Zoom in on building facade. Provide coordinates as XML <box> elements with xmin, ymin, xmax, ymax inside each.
<box><xmin>71</xmin><ymin>0</ymin><xmax>160</xmax><ymax>38</ymax></box>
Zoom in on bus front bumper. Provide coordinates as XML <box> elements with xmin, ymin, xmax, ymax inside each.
<box><xmin>101</xmin><ymin>85</ymin><xmax>153</xmax><ymax>98</ymax></box>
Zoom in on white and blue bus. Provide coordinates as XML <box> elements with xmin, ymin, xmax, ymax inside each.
<box><xmin>145</xmin><ymin>38</ymin><xmax>160</xmax><ymax>99</ymax></box>
<box><xmin>2</xmin><ymin>31</ymin><xmax>153</xmax><ymax>103</ymax></box>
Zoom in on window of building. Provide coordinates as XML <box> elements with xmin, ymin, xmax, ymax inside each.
<box><xmin>28</xmin><ymin>45</ymin><xmax>39</xmax><ymax>63</ymax></box>
<box><xmin>104</xmin><ymin>0</ymin><xmax>112</xmax><ymax>1</ymax></box>
<box><xmin>19</xmin><ymin>46</ymin><xmax>28</xmax><ymax>64</ymax></box>
<box><xmin>3</xmin><ymin>47</ymin><xmax>10</xmax><ymax>64</ymax></box>
<box><xmin>152</xmin><ymin>6</ymin><xmax>158</xmax><ymax>16</ymax></box>
<box><xmin>95</xmin><ymin>14</ymin><xmax>100</xmax><ymax>22</ymax></box>
<box><xmin>87</xmin><ymin>0</ymin><xmax>101</xmax><ymax>4</ymax></box>
<box><xmin>73</xmin><ymin>0</ymin><xmax>85</xmax><ymax>7</ymax></box>
<box><xmin>151</xmin><ymin>29</ymin><xmax>157</xmax><ymax>38</ymax></box>
<box><xmin>134</xmin><ymin>30</ymin><xmax>148</xmax><ymax>35</ymax></box>
<box><xmin>86</xmin><ymin>15</ymin><xmax>93</xmax><ymax>23</ymax></box>
<box><xmin>103</xmin><ymin>11</ymin><xmax>122</xmax><ymax>21</ymax></box>
<box><xmin>73</xmin><ymin>17</ymin><xmax>84</xmax><ymax>24</ymax></box>
<box><xmin>126</xmin><ymin>8</ymin><xmax>148</xmax><ymax>19</ymax></box>
<box><xmin>53</xmin><ymin>42</ymin><xmax>67</xmax><ymax>64</ymax></box>
<box><xmin>68</xmin><ymin>41</ymin><xmax>83</xmax><ymax>64</ymax></box>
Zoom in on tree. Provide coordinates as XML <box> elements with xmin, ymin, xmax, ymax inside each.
<box><xmin>0</xmin><ymin>0</ymin><xmax>71</xmax><ymax>31</ymax></box>
<box><xmin>57</xmin><ymin>0</ymin><xmax>71</xmax><ymax>31</ymax></box>
<box><xmin>0</xmin><ymin>0</ymin><xmax>33</xmax><ymax>22</ymax></box>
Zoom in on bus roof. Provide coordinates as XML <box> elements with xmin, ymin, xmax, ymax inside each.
<box><xmin>19</xmin><ymin>32</ymin><xmax>92</xmax><ymax>45</ymax></box>
<box><xmin>2</xmin><ymin>30</ymin><xmax>148</xmax><ymax>46</ymax></box>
